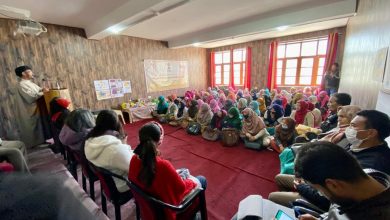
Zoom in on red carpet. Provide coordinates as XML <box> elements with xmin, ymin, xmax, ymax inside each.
<box><xmin>124</xmin><ymin>120</ymin><xmax>280</xmax><ymax>220</ymax></box>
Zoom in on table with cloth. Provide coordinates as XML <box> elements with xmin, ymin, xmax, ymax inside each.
<box><xmin>122</xmin><ymin>104</ymin><xmax>156</xmax><ymax>123</ymax></box>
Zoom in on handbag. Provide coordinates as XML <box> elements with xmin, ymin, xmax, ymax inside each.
<box><xmin>181</xmin><ymin>119</ymin><xmax>189</xmax><ymax>129</ymax></box>
<box><xmin>187</xmin><ymin>122</ymin><xmax>201</xmax><ymax>135</ymax></box>
<box><xmin>221</xmin><ymin>128</ymin><xmax>240</xmax><ymax>147</ymax></box>
<box><xmin>202</xmin><ymin>127</ymin><xmax>220</xmax><ymax>141</ymax></box>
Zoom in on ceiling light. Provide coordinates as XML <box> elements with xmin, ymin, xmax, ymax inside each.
<box><xmin>107</xmin><ymin>25</ymin><xmax>126</xmax><ymax>34</ymax></box>
<box><xmin>276</xmin><ymin>26</ymin><xmax>288</xmax><ymax>31</ymax></box>
<box><xmin>193</xmin><ymin>42</ymin><xmax>201</xmax><ymax>47</ymax></box>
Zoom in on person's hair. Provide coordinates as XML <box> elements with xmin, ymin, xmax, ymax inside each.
<box><xmin>65</xmin><ymin>109</ymin><xmax>95</xmax><ymax>132</ymax></box>
<box><xmin>337</xmin><ymin>105</ymin><xmax>361</xmax><ymax>122</ymax></box>
<box><xmin>50</xmin><ymin>97</ymin><xmax>65</xmax><ymax>115</ymax></box>
<box><xmin>332</xmin><ymin>93</ymin><xmax>351</xmax><ymax>106</ymax></box>
<box><xmin>86</xmin><ymin>110</ymin><xmax>124</xmax><ymax>139</ymax></box>
<box><xmin>356</xmin><ymin>110</ymin><xmax>390</xmax><ymax>141</ymax></box>
<box><xmin>295</xmin><ymin>141</ymin><xmax>367</xmax><ymax>186</ymax></box>
<box><xmin>134</xmin><ymin>122</ymin><xmax>162</xmax><ymax>187</ymax></box>
<box><xmin>15</xmin><ymin>65</ymin><xmax>31</xmax><ymax>77</ymax></box>
<box><xmin>332</xmin><ymin>62</ymin><xmax>339</xmax><ymax>69</ymax></box>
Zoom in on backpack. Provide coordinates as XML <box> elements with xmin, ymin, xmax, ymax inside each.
<box><xmin>187</xmin><ymin>122</ymin><xmax>201</xmax><ymax>135</ymax></box>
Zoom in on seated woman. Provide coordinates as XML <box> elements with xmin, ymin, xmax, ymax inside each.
<box><xmin>237</xmin><ymin>98</ymin><xmax>248</xmax><ymax>112</ymax></box>
<box><xmin>264</xmin><ymin>104</ymin><xmax>284</xmax><ymax>127</ymax></box>
<box><xmin>152</xmin><ymin>96</ymin><xmax>168</xmax><ymax>118</ymax></box>
<box><xmin>59</xmin><ymin>109</ymin><xmax>95</xmax><ymax>152</ymax></box>
<box><xmin>319</xmin><ymin>105</ymin><xmax>361</xmax><ymax>150</ymax></box>
<box><xmin>168</xmin><ymin>99</ymin><xmax>186</xmax><ymax>126</ymax></box>
<box><xmin>161</xmin><ymin>95</ymin><xmax>178</xmax><ymax>123</ymax></box>
<box><xmin>240</xmin><ymin>108</ymin><xmax>271</xmax><ymax>150</ymax></box>
<box><xmin>50</xmin><ymin>97</ymin><xmax>71</xmax><ymax>130</ymax></box>
<box><xmin>187</xmin><ymin>100</ymin><xmax>199</xmax><ymax>121</ymax></box>
<box><xmin>209</xmin><ymin>99</ymin><xmax>221</xmax><ymax>114</ymax></box>
<box><xmin>317</xmin><ymin>91</ymin><xmax>330</xmax><ymax>121</ymax></box>
<box><xmin>202</xmin><ymin>109</ymin><xmax>227</xmax><ymax>141</ymax></box>
<box><xmin>218</xmin><ymin>93</ymin><xmax>227</xmax><ymax>108</ymax></box>
<box><xmin>257</xmin><ymin>97</ymin><xmax>267</xmax><ymax>116</ymax></box>
<box><xmin>196</xmin><ymin>103</ymin><xmax>214</xmax><ymax>132</ymax></box>
<box><xmin>222</xmin><ymin>107</ymin><xmax>242</xmax><ymax>130</ymax></box>
<box><xmin>128</xmin><ymin>122</ymin><xmax>207</xmax><ymax>219</ymax></box>
<box><xmin>84</xmin><ymin>110</ymin><xmax>133</xmax><ymax>192</ymax></box>
<box><xmin>223</xmin><ymin>99</ymin><xmax>235</xmax><ymax>112</ymax></box>
<box><xmin>307</xmin><ymin>101</ymin><xmax>322</xmax><ymax>128</ymax></box>
<box><xmin>290</xmin><ymin>100</ymin><xmax>314</xmax><ymax>128</ymax></box>
<box><xmin>249</xmin><ymin>101</ymin><xmax>261</xmax><ymax>116</ymax></box>
<box><xmin>270</xmin><ymin>117</ymin><xmax>297</xmax><ymax>153</ymax></box>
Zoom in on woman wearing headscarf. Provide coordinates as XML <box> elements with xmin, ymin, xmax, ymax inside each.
<box><xmin>196</xmin><ymin>103</ymin><xmax>214</xmax><ymax>132</ymax></box>
<box><xmin>249</xmin><ymin>101</ymin><xmax>261</xmax><ymax>116</ymax></box>
<box><xmin>236</xmin><ymin>89</ymin><xmax>244</xmax><ymax>100</ymax></box>
<box><xmin>290</xmin><ymin>100</ymin><xmax>314</xmax><ymax>127</ymax></box>
<box><xmin>303</xmin><ymin>86</ymin><xmax>312</xmax><ymax>98</ymax></box>
<box><xmin>317</xmin><ymin>91</ymin><xmax>330</xmax><ymax>121</ymax></box>
<box><xmin>153</xmin><ymin>96</ymin><xmax>168</xmax><ymax>118</ymax></box>
<box><xmin>210</xmin><ymin>109</ymin><xmax>227</xmax><ymax>130</ymax></box>
<box><xmin>237</xmin><ymin>98</ymin><xmax>248</xmax><ymax>112</ymax></box>
<box><xmin>264</xmin><ymin>104</ymin><xmax>284</xmax><ymax>128</ymax></box>
<box><xmin>257</xmin><ymin>97</ymin><xmax>267</xmax><ymax>116</ymax></box>
<box><xmin>168</xmin><ymin>99</ymin><xmax>186</xmax><ymax>127</ymax></box>
<box><xmin>187</xmin><ymin>100</ymin><xmax>199</xmax><ymax>120</ymax></box>
<box><xmin>218</xmin><ymin>93</ymin><xmax>227</xmax><ymax>108</ymax></box>
<box><xmin>223</xmin><ymin>99</ymin><xmax>235</xmax><ymax>112</ymax></box>
<box><xmin>185</xmin><ymin>90</ymin><xmax>195</xmax><ymax>100</ymax></box>
<box><xmin>243</xmin><ymin>94</ymin><xmax>253</xmax><ymax>106</ymax></box>
<box><xmin>280</xmin><ymin>96</ymin><xmax>292</xmax><ymax>116</ymax></box>
<box><xmin>196</xmin><ymin>99</ymin><xmax>204</xmax><ymax>110</ymax></box>
<box><xmin>291</xmin><ymin>92</ymin><xmax>303</xmax><ymax>110</ymax></box>
<box><xmin>227</xmin><ymin>91</ymin><xmax>237</xmax><ymax>102</ymax></box>
<box><xmin>307</xmin><ymin>97</ymin><xmax>322</xmax><ymax>128</ymax></box>
<box><xmin>209</xmin><ymin>99</ymin><xmax>221</xmax><ymax>114</ymax></box>
<box><xmin>162</xmin><ymin>95</ymin><xmax>179</xmax><ymax>123</ymax></box>
<box><xmin>240</xmin><ymin>108</ymin><xmax>271</xmax><ymax>150</ymax></box>
<box><xmin>222</xmin><ymin>107</ymin><xmax>242</xmax><ymax>130</ymax></box>
<box><xmin>270</xmin><ymin>117</ymin><xmax>297</xmax><ymax>153</ymax></box>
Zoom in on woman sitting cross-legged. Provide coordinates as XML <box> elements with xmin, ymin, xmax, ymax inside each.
<box><xmin>237</xmin><ymin>98</ymin><xmax>248</xmax><ymax>112</ymax></box>
<box><xmin>161</xmin><ymin>95</ymin><xmax>178</xmax><ymax>123</ymax></box>
<box><xmin>240</xmin><ymin>108</ymin><xmax>271</xmax><ymax>150</ymax></box>
<box><xmin>168</xmin><ymin>99</ymin><xmax>186</xmax><ymax>127</ymax></box>
<box><xmin>59</xmin><ymin>109</ymin><xmax>95</xmax><ymax>152</ymax></box>
<box><xmin>152</xmin><ymin>96</ymin><xmax>169</xmax><ymax>118</ymax></box>
<box><xmin>249</xmin><ymin>100</ymin><xmax>261</xmax><ymax>116</ymax></box>
<box><xmin>222</xmin><ymin>107</ymin><xmax>242</xmax><ymax>130</ymax></box>
<box><xmin>84</xmin><ymin>110</ymin><xmax>133</xmax><ymax>192</ymax></box>
<box><xmin>290</xmin><ymin>100</ymin><xmax>314</xmax><ymax>128</ymax></box>
<box><xmin>128</xmin><ymin>122</ymin><xmax>207</xmax><ymax>219</ymax></box>
<box><xmin>269</xmin><ymin>117</ymin><xmax>297</xmax><ymax>153</ymax></box>
<box><xmin>196</xmin><ymin>103</ymin><xmax>214</xmax><ymax>133</ymax></box>
<box><xmin>202</xmin><ymin>109</ymin><xmax>227</xmax><ymax>141</ymax></box>
<box><xmin>263</xmin><ymin>104</ymin><xmax>284</xmax><ymax>135</ymax></box>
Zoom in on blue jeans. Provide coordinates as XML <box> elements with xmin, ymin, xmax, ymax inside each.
<box><xmin>196</xmin><ymin>175</ymin><xmax>207</xmax><ymax>189</ymax></box>
<box><xmin>326</xmin><ymin>88</ymin><xmax>337</xmax><ymax>95</ymax></box>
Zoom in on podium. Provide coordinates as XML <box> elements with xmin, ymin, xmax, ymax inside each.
<box><xmin>43</xmin><ymin>88</ymin><xmax>74</xmax><ymax>113</ymax></box>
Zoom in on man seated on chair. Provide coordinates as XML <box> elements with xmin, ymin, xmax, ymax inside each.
<box><xmin>295</xmin><ymin>141</ymin><xmax>390</xmax><ymax>220</ymax></box>
<box><xmin>320</xmin><ymin>93</ymin><xmax>351</xmax><ymax>133</ymax></box>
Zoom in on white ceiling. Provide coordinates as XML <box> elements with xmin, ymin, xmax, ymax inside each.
<box><xmin>0</xmin><ymin>0</ymin><xmax>356</xmax><ymax>48</ymax></box>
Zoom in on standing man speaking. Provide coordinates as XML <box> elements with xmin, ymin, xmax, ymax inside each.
<box><xmin>14</xmin><ymin>65</ymin><xmax>49</xmax><ymax>148</ymax></box>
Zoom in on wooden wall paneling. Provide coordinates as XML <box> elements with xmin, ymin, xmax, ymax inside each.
<box><xmin>339</xmin><ymin>0</ymin><xmax>390</xmax><ymax>109</ymax></box>
<box><xmin>0</xmin><ymin>18</ymin><xmax>207</xmax><ymax>138</ymax></box>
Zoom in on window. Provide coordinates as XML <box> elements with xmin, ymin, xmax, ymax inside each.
<box><xmin>276</xmin><ymin>38</ymin><xmax>328</xmax><ymax>86</ymax></box>
<box><xmin>214</xmin><ymin>48</ymin><xmax>247</xmax><ymax>86</ymax></box>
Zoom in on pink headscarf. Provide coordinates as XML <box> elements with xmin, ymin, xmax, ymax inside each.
<box><xmin>209</xmin><ymin>99</ymin><xmax>221</xmax><ymax>114</ymax></box>
<box><xmin>218</xmin><ymin>94</ymin><xmax>226</xmax><ymax>108</ymax></box>
<box><xmin>185</xmin><ymin>91</ymin><xmax>194</xmax><ymax>100</ymax></box>
<box><xmin>197</xmin><ymin>99</ymin><xmax>204</xmax><ymax>110</ymax></box>
<box><xmin>317</xmin><ymin>91</ymin><xmax>330</xmax><ymax>108</ymax></box>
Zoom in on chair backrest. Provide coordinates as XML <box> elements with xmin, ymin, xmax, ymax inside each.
<box><xmin>125</xmin><ymin>179</ymin><xmax>203</xmax><ymax>220</ymax></box>
<box><xmin>69</xmin><ymin>145</ymin><xmax>96</xmax><ymax>179</ymax></box>
<box><xmin>364</xmin><ymin>168</ymin><xmax>390</xmax><ymax>187</ymax></box>
<box><xmin>88</xmin><ymin>163</ymin><xmax>123</xmax><ymax>201</ymax></box>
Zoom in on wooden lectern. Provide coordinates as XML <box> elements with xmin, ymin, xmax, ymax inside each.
<box><xmin>43</xmin><ymin>88</ymin><xmax>74</xmax><ymax>113</ymax></box>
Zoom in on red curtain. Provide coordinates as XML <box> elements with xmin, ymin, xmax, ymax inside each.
<box><xmin>210</xmin><ymin>51</ymin><xmax>215</xmax><ymax>87</ymax></box>
<box><xmin>229</xmin><ymin>50</ymin><xmax>235</xmax><ymax>90</ymax></box>
<box><xmin>267</xmin><ymin>41</ymin><xmax>278</xmax><ymax>90</ymax></box>
<box><xmin>321</xmin><ymin>33</ymin><xmax>339</xmax><ymax>90</ymax></box>
<box><xmin>244</xmin><ymin>47</ymin><xmax>252</xmax><ymax>89</ymax></box>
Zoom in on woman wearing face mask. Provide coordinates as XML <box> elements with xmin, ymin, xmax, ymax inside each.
<box><xmin>237</xmin><ymin>98</ymin><xmax>248</xmax><ymax>112</ymax></box>
<box><xmin>240</xmin><ymin>108</ymin><xmax>271</xmax><ymax>150</ymax></box>
<box><xmin>196</xmin><ymin>103</ymin><xmax>214</xmax><ymax>133</ymax></box>
<box><xmin>249</xmin><ymin>101</ymin><xmax>261</xmax><ymax>116</ymax></box>
<box><xmin>129</xmin><ymin>122</ymin><xmax>207</xmax><ymax>219</ymax></box>
<box><xmin>222</xmin><ymin>107</ymin><xmax>242</xmax><ymax>130</ymax></box>
<box><xmin>270</xmin><ymin>117</ymin><xmax>297</xmax><ymax>153</ymax></box>
<box><xmin>264</xmin><ymin>104</ymin><xmax>284</xmax><ymax>127</ymax></box>
<box><xmin>161</xmin><ymin>95</ymin><xmax>178</xmax><ymax>123</ymax></box>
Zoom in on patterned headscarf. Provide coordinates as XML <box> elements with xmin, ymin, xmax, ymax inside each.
<box><xmin>209</xmin><ymin>99</ymin><xmax>221</xmax><ymax>114</ymax></box>
<box><xmin>238</xmin><ymin>98</ymin><xmax>248</xmax><ymax>111</ymax></box>
<box><xmin>294</xmin><ymin>100</ymin><xmax>309</xmax><ymax>125</ymax></box>
<box><xmin>257</xmin><ymin>97</ymin><xmax>267</xmax><ymax>114</ymax></box>
<box><xmin>249</xmin><ymin>101</ymin><xmax>261</xmax><ymax>116</ymax></box>
<box><xmin>197</xmin><ymin>103</ymin><xmax>213</xmax><ymax>125</ymax></box>
<box><xmin>242</xmin><ymin>108</ymin><xmax>266</xmax><ymax>135</ymax></box>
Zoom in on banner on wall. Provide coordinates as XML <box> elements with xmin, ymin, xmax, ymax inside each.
<box><xmin>144</xmin><ymin>59</ymin><xmax>189</xmax><ymax>93</ymax></box>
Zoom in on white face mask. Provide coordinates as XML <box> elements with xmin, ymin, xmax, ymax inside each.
<box><xmin>345</xmin><ymin>127</ymin><xmax>366</xmax><ymax>147</ymax></box>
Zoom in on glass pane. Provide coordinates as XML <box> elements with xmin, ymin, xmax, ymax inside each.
<box><xmin>286</xmin><ymin>59</ymin><xmax>298</xmax><ymax>68</ymax></box>
<box><xmin>318</xmin><ymin>66</ymin><xmax>324</xmax><ymax>75</ymax></box>
<box><xmin>233</xmin><ymin>50</ymin><xmax>243</xmax><ymax>62</ymax></box>
<box><xmin>277</xmin><ymin>44</ymin><xmax>286</xmax><ymax>58</ymax></box>
<box><xmin>316</xmin><ymin>75</ymin><xmax>323</xmax><ymax>85</ymax></box>
<box><xmin>215</xmin><ymin>65</ymin><xmax>221</xmax><ymax>73</ymax></box>
<box><xmin>300</xmin><ymin>68</ymin><xmax>313</xmax><ymax>76</ymax></box>
<box><xmin>285</xmin><ymin>77</ymin><xmax>296</xmax><ymax>85</ymax></box>
<box><xmin>277</xmin><ymin>68</ymin><xmax>282</xmax><ymax>77</ymax></box>
<box><xmin>277</xmin><ymin>77</ymin><xmax>282</xmax><ymax>85</ymax></box>
<box><xmin>242</xmin><ymin>49</ymin><xmax>247</xmax><ymax>61</ymax></box>
<box><xmin>223</xmin><ymin>74</ymin><xmax>230</xmax><ymax>84</ymax></box>
<box><xmin>223</xmin><ymin>51</ymin><xmax>230</xmax><ymax>63</ymax></box>
<box><xmin>224</xmin><ymin>64</ymin><xmax>230</xmax><ymax>72</ymax></box>
<box><xmin>215</xmin><ymin>53</ymin><xmax>222</xmax><ymax>64</ymax></box>
<box><xmin>301</xmin><ymin>58</ymin><xmax>314</xmax><ymax>68</ymax></box>
<box><xmin>318</xmin><ymin>39</ymin><xmax>328</xmax><ymax>55</ymax></box>
<box><xmin>234</xmin><ymin>63</ymin><xmax>240</xmax><ymax>71</ymax></box>
<box><xmin>286</xmin><ymin>43</ymin><xmax>301</xmax><ymax>58</ymax></box>
<box><xmin>216</xmin><ymin>72</ymin><xmax>221</xmax><ymax>84</ymax></box>
<box><xmin>285</xmin><ymin>68</ymin><xmax>297</xmax><ymax>77</ymax></box>
<box><xmin>216</xmin><ymin>77</ymin><xmax>221</xmax><ymax>84</ymax></box>
<box><xmin>277</xmin><ymin>60</ymin><xmax>283</xmax><ymax>68</ymax></box>
<box><xmin>216</xmin><ymin>72</ymin><xmax>221</xmax><ymax>78</ymax></box>
<box><xmin>300</xmin><ymin>77</ymin><xmax>312</xmax><ymax>85</ymax></box>
<box><xmin>319</xmin><ymin>57</ymin><xmax>325</xmax><ymax>67</ymax></box>
<box><xmin>301</xmin><ymin>41</ymin><xmax>317</xmax><ymax>56</ymax></box>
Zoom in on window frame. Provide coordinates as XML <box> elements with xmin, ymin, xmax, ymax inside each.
<box><xmin>276</xmin><ymin>37</ymin><xmax>328</xmax><ymax>87</ymax></box>
<box><xmin>213</xmin><ymin>48</ymin><xmax>247</xmax><ymax>86</ymax></box>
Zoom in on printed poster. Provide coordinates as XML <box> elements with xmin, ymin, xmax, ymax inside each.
<box><xmin>123</xmin><ymin>81</ymin><xmax>132</xmax><ymax>93</ymax></box>
<box><xmin>144</xmin><ymin>60</ymin><xmax>189</xmax><ymax>92</ymax></box>
<box><xmin>94</xmin><ymin>80</ymin><xmax>111</xmax><ymax>100</ymax></box>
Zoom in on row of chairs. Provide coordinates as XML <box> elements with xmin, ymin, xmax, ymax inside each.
<box><xmin>61</xmin><ymin>145</ymin><xmax>208</xmax><ymax>220</ymax></box>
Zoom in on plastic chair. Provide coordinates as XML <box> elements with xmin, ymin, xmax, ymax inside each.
<box><xmin>125</xmin><ymin>178</ymin><xmax>208</xmax><ymax>220</ymax></box>
<box><xmin>89</xmin><ymin>163</ymin><xmax>133</xmax><ymax>220</ymax></box>
<box><xmin>66</xmin><ymin>147</ymin><xmax>99</xmax><ymax>201</ymax></box>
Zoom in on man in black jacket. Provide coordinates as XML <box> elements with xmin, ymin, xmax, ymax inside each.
<box><xmin>320</xmin><ymin>93</ymin><xmax>351</xmax><ymax>133</ymax></box>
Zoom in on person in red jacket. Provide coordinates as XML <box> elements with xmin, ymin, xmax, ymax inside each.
<box><xmin>128</xmin><ymin>121</ymin><xmax>207</xmax><ymax>219</ymax></box>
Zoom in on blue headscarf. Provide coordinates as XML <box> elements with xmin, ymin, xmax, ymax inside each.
<box><xmin>265</xmin><ymin>104</ymin><xmax>284</xmax><ymax>125</ymax></box>
<box><xmin>264</xmin><ymin>88</ymin><xmax>271</xmax><ymax>97</ymax></box>
<box><xmin>157</xmin><ymin>96</ymin><xmax>168</xmax><ymax>114</ymax></box>
<box><xmin>249</xmin><ymin>101</ymin><xmax>261</xmax><ymax>116</ymax></box>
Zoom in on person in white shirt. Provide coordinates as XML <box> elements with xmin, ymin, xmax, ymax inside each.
<box><xmin>13</xmin><ymin>65</ymin><xmax>49</xmax><ymax>148</ymax></box>
<box><xmin>84</xmin><ymin>110</ymin><xmax>133</xmax><ymax>192</ymax></box>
